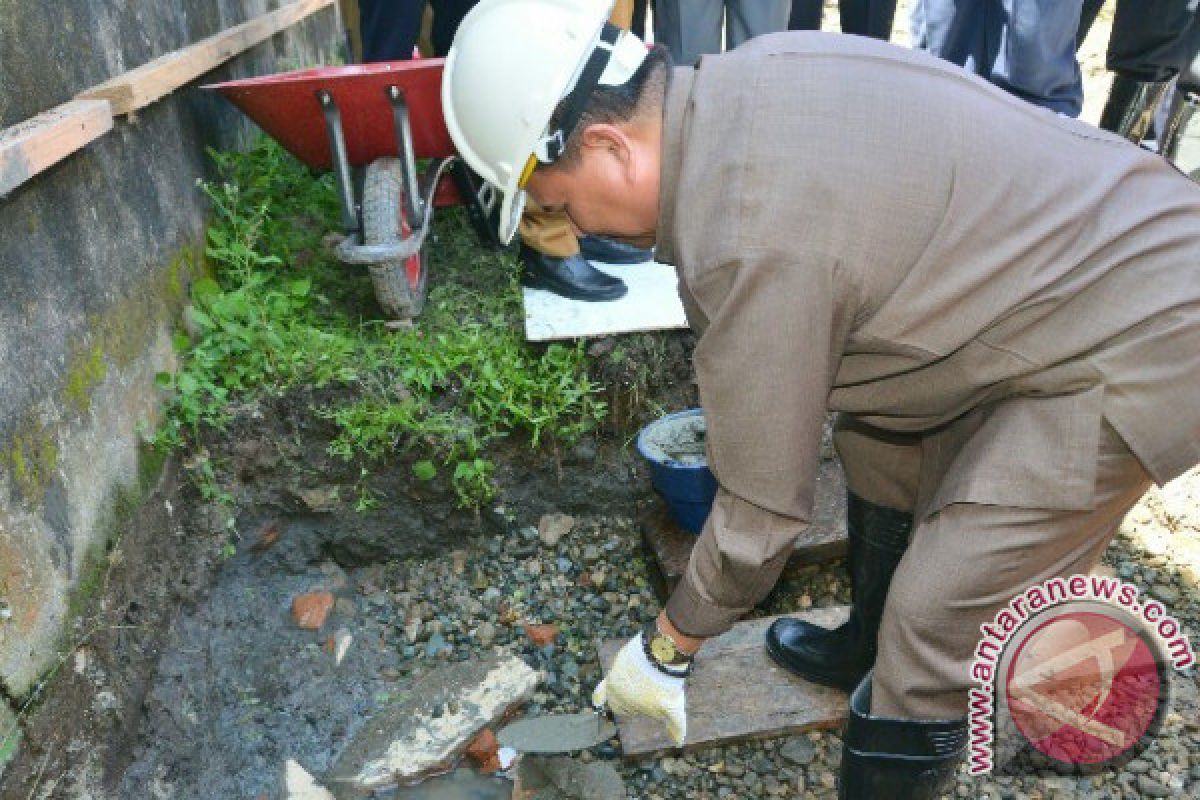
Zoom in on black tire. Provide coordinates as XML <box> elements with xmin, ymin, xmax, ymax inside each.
<box><xmin>362</xmin><ymin>158</ymin><xmax>426</xmax><ymax>318</ymax></box>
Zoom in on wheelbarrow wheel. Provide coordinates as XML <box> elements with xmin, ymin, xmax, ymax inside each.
<box><xmin>362</xmin><ymin>158</ymin><xmax>426</xmax><ymax>318</ymax></box>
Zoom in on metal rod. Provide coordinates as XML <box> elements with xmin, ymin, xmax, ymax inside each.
<box><xmin>317</xmin><ymin>90</ymin><xmax>359</xmax><ymax>233</ymax></box>
<box><xmin>387</xmin><ymin>85</ymin><xmax>424</xmax><ymax>223</ymax></box>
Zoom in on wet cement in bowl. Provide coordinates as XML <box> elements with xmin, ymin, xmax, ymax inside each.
<box><xmin>641</xmin><ymin>413</ymin><xmax>707</xmax><ymax>466</ymax></box>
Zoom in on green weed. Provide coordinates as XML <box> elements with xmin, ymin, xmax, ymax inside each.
<box><xmin>155</xmin><ymin>139</ymin><xmax>607</xmax><ymax>509</ymax></box>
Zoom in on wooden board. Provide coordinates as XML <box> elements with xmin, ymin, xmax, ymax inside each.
<box><xmin>0</xmin><ymin>99</ymin><xmax>113</xmax><ymax>196</ymax></box>
<box><xmin>641</xmin><ymin>456</ymin><xmax>848</xmax><ymax>600</ymax></box>
<box><xmin>78</xmin><ymin>0</ymin><xmax>336</xmax><ymax>115</ymax></box>
<box><xmin>523</xmin><ymin>260</ymin><xmax>688</xmax><ymax>342</ymax></box>
<box><xmin>598</xmin><ymin>607</ymin><xmax>851</xmax><ymax>757</ymax></box>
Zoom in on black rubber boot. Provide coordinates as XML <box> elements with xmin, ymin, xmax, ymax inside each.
<box><xmin>519</xmin><ymin>243</ymin><xmax>627</xmax><ymax>302</ymax></box>
<box><xmin>1099</xmin><ymin>74</ymin><xmax>1170</xmax><ymax>144</ymax></box>
<box><xmin>578</xmin><ymin>235</ymin><xmax>654</xmax><ymax>265</ymax></box>
<box><xmin>765</xmin><ymin>494</ymin><xmax>912</xmax><ymax>690</ymax></box>
<box><xmin>839</xmin><ymin>672</ymin><xmax>968</xmax><ymax>799</ymax></box>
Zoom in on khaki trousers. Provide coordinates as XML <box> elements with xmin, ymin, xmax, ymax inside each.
<box><xmin>834</xmin><ymin>411</ymin><xmax>1153</xmax><ymax>720</ymax></box>
<box><xmin>517</xmin><ymin>0</ymin><xmax>633</xmax><ymax>258</ymax></box>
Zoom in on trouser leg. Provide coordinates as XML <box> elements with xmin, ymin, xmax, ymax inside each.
<box><xmin>839</xmin><ymin>0</ymin><xmax>898</xmax><ymax>40</ymax></box>
<box><xmin>1107</xmin><ymin>0</ymin><xmax>1196</xmax><ymax>83</ymax></box>
<box><xmin>789</xmin><ymin>0</ymin><xmax>823</xmax><ymax>31</ymax></box>
<box><xmin>519</xmin><ymin>200</ymin><xmax>579</xmax><ymax>259</ymax></box>
<box><xmin>358</xmin><ymin>0</ymin><xmax>425</xmax><ymax>61</ymax></box>
<box><xmin>609</xmin><ymin>0</ymin><xmax>634</xmax><ymax>28</ymax></box>
<box><xmin>1098</xmin><ymin>0</ymin><xmax>1195</xmax><ymax>142</ymax></box>
<box><xmin>725</xmin><ymin>0</ymin><xmax>790</xmax><ymax>50</ymax></box>
<box><xmin>871</xmin><ymin>423</ymin><xmax>1152</xmax><ymax>719</ymax></box>
<box><xmin>429</xmin><ymin>0</ymin><xmax>476</xmax><ymax>57</ymax></box>
<box><xmin>916</xmin><ymin>0</ymin><xmax>1083</xmax><ymax>115</ymax></box>
<box><xmin>995</xmin><ymin>0</ymin><xmax>1085</xmax><ymax>116</ymax></box>
<box><xmin>653</xmin><ymin>0</ymin><xmax>723</xmax><ymax>65</ymax></box>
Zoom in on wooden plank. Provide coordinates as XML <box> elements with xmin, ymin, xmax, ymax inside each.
<box><xmin>78</xmin><ymin>0</ymin><xmax>336</xmax><ymax>115</ymax></box>
<box><xmin>0</xmin><ymin>99</ymin><xmax>113</xmax><ymax>197</ymax></box>
<box><xmin>641</xmin><ymin>456</ymin><xmax>848</xmax><ymax>601</ymax></box>
<box><xmin>598</xmin><ymin>607</ymin><xmax>851</xmax><ymax>757</ymax></box>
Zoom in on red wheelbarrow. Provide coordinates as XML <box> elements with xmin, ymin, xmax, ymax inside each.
<box><xmin>206</xmin><ymin>59</ymin><xmax>500</xmax><ymax>319</ymax></box>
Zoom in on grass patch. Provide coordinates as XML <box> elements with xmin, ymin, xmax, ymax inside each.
<box><xmin>155</xmin><ymin>139</ymin><xmax>606</xmax><ymax>508</ymax></box>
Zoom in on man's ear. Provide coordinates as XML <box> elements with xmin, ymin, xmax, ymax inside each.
<box><xmin>579</xmin><ymin>123</ymin><xmax>633</xmax><ymax>167</ymax></box>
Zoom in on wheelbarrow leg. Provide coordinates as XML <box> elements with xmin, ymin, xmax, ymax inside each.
<box><xmin>387</xmin><ymin>85</ymin><xmax>424</xmax><ymax>227</ymax></box>
<box><xmin>317</xmin><ymin>90</ymin><xmax>359</xmax><ymax>234</ymax></box>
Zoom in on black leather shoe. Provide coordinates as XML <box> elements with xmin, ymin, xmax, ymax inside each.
<box><xmin>519</xmin><ymin>243</ymin><xmax>627</xmax><ymax>302</ymax></box>
<box><xmin>765</xmin><ymin>494</ymin><xmax>912</xmax><ymax>690</ymax></box>
<box><xmin>838</xmin><ymin>672</ymin><xmax>967</xmax><ymax>799</ymax></box>
<box><xmin>578</xmin><ymin>235</ymin><xmax>654</xmax><ymax>264</ymax></box>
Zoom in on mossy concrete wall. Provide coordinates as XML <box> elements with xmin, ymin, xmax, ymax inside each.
<box><xmin>0</xmin><ymin>0</ymin><xmax>340</xmax><ymax>704</ymax></box>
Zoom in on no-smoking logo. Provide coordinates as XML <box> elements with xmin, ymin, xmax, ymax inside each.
<box><xmin>1001</xmin><ymin>606</ymin><xmax>1167</xmax><ymax>767</ymax></box>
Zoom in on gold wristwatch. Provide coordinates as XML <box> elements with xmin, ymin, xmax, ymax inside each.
<box><xmin>642</xmin><ymin>620</ymin><xmax>694</xmax><ymax>677</ymax></box>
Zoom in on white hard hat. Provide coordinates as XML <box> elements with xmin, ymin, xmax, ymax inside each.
<box><xmin>442</xmin><ymin>0</ymin><xmax>650</xmax><ymax>244</ymax></box>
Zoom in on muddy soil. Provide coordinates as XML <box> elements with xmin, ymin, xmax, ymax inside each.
<box><xmin>0</xmin><ymin>331</ymin><xmax>696</xmax><ymax>800</ymax></box>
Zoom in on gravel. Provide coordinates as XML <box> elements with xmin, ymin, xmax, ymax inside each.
<box><xmin>373</xmin><ymin>461</ymin><xmax>1200</xmax><ymax>799</ymax></box>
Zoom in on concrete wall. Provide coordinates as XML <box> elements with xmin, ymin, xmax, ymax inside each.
<box><xmin>0</xmin><ymin>0</ymin><xmax>340</xmax><ymax>703</ymax></box>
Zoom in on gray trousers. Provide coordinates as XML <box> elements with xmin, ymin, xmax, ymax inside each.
<box><xmin>910</xmin><ymin>0</ymin><xmax>1085</xmax><ymax>116</ymax></box>
<box><xmin>653</xmin><ymin>0</ymin><xmax>790</xmax><ymax>66</ymax></box>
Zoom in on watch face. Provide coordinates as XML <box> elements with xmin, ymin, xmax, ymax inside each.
<box><xmin>651</xmin><ymin>634</ymin><xmax>678</xmax><ymax>664</ymax></box>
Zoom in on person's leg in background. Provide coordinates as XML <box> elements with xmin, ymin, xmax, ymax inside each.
<box><xmin>789</xmin><ymin>0</ymin><xmax>824</xmax><ymax>31</ymax></box>
<box><xmin>839</xmin><ymin>0</ymin><xmax>897</xmax><ymax>40</ymax></box>
<box><xmin>1098</xmin><ymin>0</ymin><xmax>1195</xmax><ymax>143</ymax></box>
<box><xmin>430</xmin><ymin>0</ymin><xmax>478</xmax><ymax>57</ymax></box>
<box><xmin>358</xmin><ymin>0</ymin><xmax>426</xmax><ymax>61</ymax></box>
<box><xmin>654</xmin><ymin>0</ymin><xmax>724</xmax><ymax>65</ymax></box>
<box><xmin>914</xmin><ymin>0</ymin><xmax>1083</xmax><ymax>116</ymax></box>
<box><xmin>726</xmin><ymin>0</ymin><xmax>790</xmax><ymax>50</ymax></box>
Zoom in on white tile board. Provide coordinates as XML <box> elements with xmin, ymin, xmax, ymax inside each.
<box><xmin>522</xmin><ymin>260</ymin><xmax>689</xmax><ymax>342</ymax></box>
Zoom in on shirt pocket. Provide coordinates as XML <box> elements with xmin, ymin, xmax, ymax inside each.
<box><xmin>917</xmin><ymin>385</ymin><xmax>1105</xmax><ymax>518</ymax></box>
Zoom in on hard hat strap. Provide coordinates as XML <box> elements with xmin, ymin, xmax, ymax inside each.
<box><xmin>539</xmin><ymin>22</ymin><xmax>622</xmax><ymax>164</ymax></box>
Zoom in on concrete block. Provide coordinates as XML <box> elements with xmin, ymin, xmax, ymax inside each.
<box><xmin>327</xmin><ymin>655</ymin><xmax>539</xmax><ymax>790</ymax></box>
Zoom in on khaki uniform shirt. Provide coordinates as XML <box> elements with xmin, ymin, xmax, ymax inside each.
<box><xmin>656</xmin><ymin>33</ymin><xmax>1200</xmax><ymax>637</ymax></box>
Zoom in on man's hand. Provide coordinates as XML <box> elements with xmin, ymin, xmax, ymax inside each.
<box><xmin>592</xmin><ymin>620</ymin><xmax>695</xmax><ymax>746</ymax></box>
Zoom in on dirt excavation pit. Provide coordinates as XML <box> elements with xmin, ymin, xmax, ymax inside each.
<box><xmin>0</xmin><ymin>331</ymin><xmax>707</xmax><ymax>799</ymax></box>
<box><xmin>6</xmin><ymin>350</ymin><xmax>1200</xmax><ymax>800</ymax></box>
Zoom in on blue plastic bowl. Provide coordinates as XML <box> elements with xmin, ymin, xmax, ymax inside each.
<box><xmin>636</xmin><ymin>408</ymin><xmax>717</xmax><ymax>534</ymax></box>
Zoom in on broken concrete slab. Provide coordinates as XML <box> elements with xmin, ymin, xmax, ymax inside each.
<box><xmin>497</xmin><ymin>712</ymin><xmax>616</xmax><ymax>754</ymax></box>
<box><xmin>511</xmin><ymin>755</ymin><xmax>625</xmax><ymax>800</ymax></box>
<box><xmin>326</xmin><ymin>655</ymin><xmax>539</xmax><ymax>791</ymax></box>
<box><xmin>284</xmin><ymin>759</ymin><xmax>335</xmax><ymax>799</ymax></box>
<box><xmin>598</xmin><ymin>607</ymin><xmax>851</xmax><ymax>757</ymax></box>
<box><xmin>641</xmin><ymin>456</ymin><xmax>848</xmax><ymax>601</ymax></box>
<box><xmin>391</xmin><ymin>767</ymin><xmax>514</xmax><ymax>799</ymax></box>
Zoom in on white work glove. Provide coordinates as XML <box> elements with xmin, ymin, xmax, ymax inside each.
<box><xmin>592</xmin><ymin>632</ymin><xmax>688</xmax><ymax>746</ymax></box>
